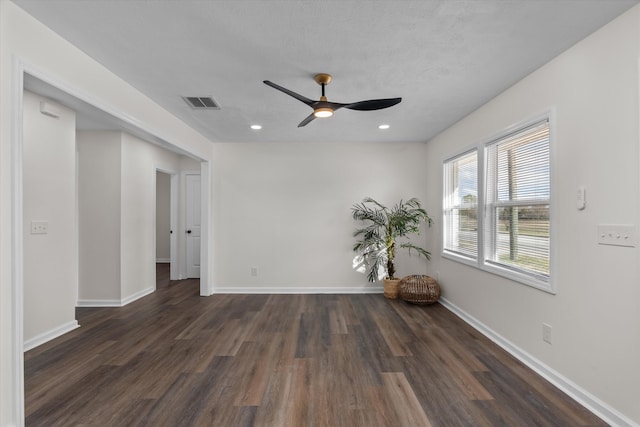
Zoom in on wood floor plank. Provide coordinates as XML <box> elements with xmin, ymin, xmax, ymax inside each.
<box><xmin>475</xmin><ymin>352</ymin><xmax>604</xmax><ymax>427</ymax></box>
<box><xmin>381</xmin><ymin>372</ymin><xmax>434</xmax><ymax>427</ymax></box>
<box><xmin>337</xmin><ymin>295</ymin><xmax>361</xmax><ymax>327</ymax></box>
<box><xmin>329</xmin><ymin>306</ymin><xmax>349</xmax><ymax>334</ymax></box>
<box><xmin>418</xmin><ymin>337</ymin><xmax>494</xmax><ymax>401</ymax></box>
<box><xmin>234</xmin><ymin>333</ymin><xmax>287</xmax><ymax>407</ymax></box>
<box><xmin>478</xmin><ymin>341</ymin><xmax>604</xmax><ymax>426</ymax></box>
<box><xmin>23</xmin><ymin>264</ymin><xmax>609</xmax><ymax>426</ymax></box>
<box><xmin>399</xmin><ymin>343</ymin><xmax>483</xmax><ymax>426</ymax></box>
<box><xmin>370</xmin><ymin>309</ymin><xmax>413</xmax><ymax>357</ymax></box>
<box><xmin>25</xmin><ymin>365</ymin><xmax>120</xmax><ymax>426</ymax></box>
<box><xmin>361</xmin><ymin>384</ymin><xmax>402</xmax><ymax>427</ymax></box>
<box><xmin>252</xmin><ymin>359</ymin><xmax>310</xmax><ymax>427</ymax></box>
<box><xmin>122</xmin><ymin>343</ymin><xmax>198</xmax><ymax>399</ymax></box>
<box><xmin>392</xmin><ymin>302</ymin><xmax>489</xmax><ymax>373</ymax></box>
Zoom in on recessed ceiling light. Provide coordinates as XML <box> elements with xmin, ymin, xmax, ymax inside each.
<box><xmin>250</xmin><ymin>124</ymin><xmax>262</xmax><ymax>130</ymax></box>
<box><xmin>378</xmin><ymin>124</ymin><xmax>390</xmax><ymax>130</ymax></box>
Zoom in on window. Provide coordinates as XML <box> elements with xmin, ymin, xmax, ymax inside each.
<box><xmin>442</xmin><ymin>115</ymin><xmax>552</xmax><ymax>291</ymax></box>
<box><xmin>443</xmin><ymin>150</ymin><xmax>478</xmax><ymax>259</ymax></box>
<box><xmin>485</xmin><ymin>119</ymin><xmax>550</xmax><ymax>282</ymax></box>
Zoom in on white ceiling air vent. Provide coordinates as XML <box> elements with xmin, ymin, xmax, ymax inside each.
<box><xmin>183</xmin><ymin>96</ymin><xmax>221</xmax><ymax>110</ymax></box>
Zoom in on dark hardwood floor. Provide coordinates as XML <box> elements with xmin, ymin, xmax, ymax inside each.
<box><xmin>24</xmin><ymin>264</ymin><xmax>607</xmax><ymax>426</ymax></box>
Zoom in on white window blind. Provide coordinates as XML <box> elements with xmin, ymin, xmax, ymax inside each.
<box><xmin>444</xmin><ymin>150</ymin><xmax>478</xmax><ymax>259</ymax></box>
<box><xmin>484</xmin><ymin>119</ymin><xmax>550</xmax><ymax>281</ymax></box>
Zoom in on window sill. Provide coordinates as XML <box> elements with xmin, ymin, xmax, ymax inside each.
<box><xmin>442</xmin><ymin>250</ymin><xmax>556</xmax><ymax>294</ymax></box>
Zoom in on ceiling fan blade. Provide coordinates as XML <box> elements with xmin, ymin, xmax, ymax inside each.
<box><xmin>344</xmin><ymin>97</ymin><xmax>402</xmax><ymax>111</ymax></box>
<box><xmin>297</xmin><ymin>113</ymin><xmax>316</xmax><ymax>127</ymax></box>
<box><xmin>325</xmin><ymin>102</ymin><xmax>347</xmax><ymax>111</ymax></box>
<box><xmin>264</xmin><ymin>80</ymin><xmax>314</xmax><ymax>107</ymax></box>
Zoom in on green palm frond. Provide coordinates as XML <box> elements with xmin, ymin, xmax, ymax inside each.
<box><xmin>398</xmin><ymin>242</ymin><xmax>432</xmax><ymax>260</ymax></box>
<box><xmin>352</xmin><ymin>203</ymin><xmax>386</xmax><ymax>226</ymax></box>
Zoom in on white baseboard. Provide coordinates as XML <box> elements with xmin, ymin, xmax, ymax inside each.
<box><xmin>156</xmin><ymin>258</ymin><xmax>170</xmax><ymax>263</ymax></box>
<box><xmin>24</xmin><ymin>320</ymin><xmax>79</xmax><ymax>352</ymax></box>
<box><xmin>77</xmin><ymin>286</ymin><xmax>155</xmax><ymax>307</ymax></box>
<box><xmin>121</xmin><ymin>286</ymin><xmax>155</xmax><ymax>305</ymax></box>
<box><xmin>212</xmin><ymin>286</ymin><xmax>384</xmax><ymax>294</ymax></box>
<box><xmin>76</xmin><ymin>299</ymin><xmax>122</xmax><ymax>307</ymax></box>
<box><xmin>439</xmin><ymin>297</ymin><xmax>639</xmax><ymax>427</ymax></box>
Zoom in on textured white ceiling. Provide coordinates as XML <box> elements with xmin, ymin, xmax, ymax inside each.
<box><xmin>13</xmin><ymin>0</ymin><xmax>639</xmax><ymax>144</ymax></box>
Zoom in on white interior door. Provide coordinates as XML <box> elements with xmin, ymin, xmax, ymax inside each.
<box><xmin>185</xmin><ymin>173</ymin><xmax>201</xmax><ymax>278</ymax></box>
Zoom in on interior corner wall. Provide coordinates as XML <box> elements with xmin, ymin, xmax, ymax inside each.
<box><xmin>77</xmin><ymin>130</ymin><xmax>122</xmax><ymax>302</ymax></box>
<box><xmin>120</xmin><ymin>132</ymin><xmax>191</xmax><ymax>300</ymax></box>
<box><xmin>156</xmin><ymin>171</ymin><xmax>171</xmax><ymax>262</ymax></box>
<box><xmin>22</xmin><ymin>91</ymin><xmax>77</xmax><ymax>344</ymax></box>
<box><xmin>210</xmin><ymin>141</ymin><xmax>432</xmax><ymax>291</ymax></box>
<box><xmin>79</xmin><ymin>130</ymin><xmax>195</xmax><ymax>304</ymax></box>
<box><xmin>423</xmin><ymin>6</ymin><xmax>640</xmax><ymax>425</ymax></box>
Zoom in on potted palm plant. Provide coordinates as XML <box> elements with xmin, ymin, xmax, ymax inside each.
<box><xmin>352</xmin><ymin>197</ymin><xmax>433</xmax><ymax>299</ymax></box>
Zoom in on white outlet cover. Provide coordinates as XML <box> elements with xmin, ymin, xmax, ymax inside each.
<box><xmin>30</xmin><ymin>220</ymin><xmax>48</xmax><ymax>234</ymax></box>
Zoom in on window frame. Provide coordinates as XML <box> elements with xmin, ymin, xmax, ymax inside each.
<box><xmin>442</xmin><ymin>111</ymin><xmax>555</xmax><ymax>294</ymax></box>
<box><xmin>442</xmin><ymin>148</ymin><xmax>479</xmax><ymax>263</ymax></box>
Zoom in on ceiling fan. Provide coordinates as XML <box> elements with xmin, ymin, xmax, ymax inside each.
<box><xmin>263</xmin><ymin>74</ymin><xmax>402</xmax><ymax>127</ymax></box>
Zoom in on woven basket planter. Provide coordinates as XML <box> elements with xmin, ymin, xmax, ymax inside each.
<box><xmin>383</xmin><ymin>278</ymin><xmax>401</xmax><ymax>299</ymax></box>
<box><xmin>399</xmin><ymin>275</ymin><xmax>441</xmax><ymax>305</ymax></box>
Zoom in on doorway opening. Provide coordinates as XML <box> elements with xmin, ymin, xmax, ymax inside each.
<box><xmin>12</xmin><ymin>64</ymin><xmax>213</xmax><ymax>423</ymax></box>
<box><xmin>155</xmin><ymin>170</ymin><xmax>178</xmax><ymax>280</ymax></box>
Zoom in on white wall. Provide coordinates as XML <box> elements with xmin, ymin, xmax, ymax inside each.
<box><xmin>77</xmin><ymin>131</ymin><xmax>122</xmax><ymax>301</ymax></box>
<box><xmin>120</xmin><ymin>132</ymin><xmax>192</xmax><ymax>299</ymax></box>
<box><xmin>78</xmin><ymin>131</ymin><xmax>197</xmax><ymax>304</ymax></box>
<box><xmin>1</xmin><ymin>3</ymin><xmax>215</xmax><ymax>424</ymax></box>
<box><xmin>22</xmin><ymin>91</ymin><xmax>78</xmax><ymax>345</ymax></box>
<box><xmin>156</xmin><ymin>171</ymin><xmax>171</xmax><ymax>262</ymax></box>
<box><xmin>424</xmin><ymin>6</ymin><xmax>640</xmax><ymax>425</ymax></box>
<box><xmin>210</xmin><ymin>141</ymin><xmax>432</xmax><ymax>291</ymax></box>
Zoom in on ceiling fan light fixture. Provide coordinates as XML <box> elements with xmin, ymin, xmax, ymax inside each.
<box><xmin>263</xmin><ymin>74</ymin><xmax>402</xmax><ymax>127</ymax></box>
<box><xmin>314</xmin><ymin>107</ymin><xmax>333</xmax><ymax>118</ymax></box>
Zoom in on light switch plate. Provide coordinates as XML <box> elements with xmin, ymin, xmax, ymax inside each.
<box><xmin>597</xmin><ymin>224</ymin><xmax>635</xmax><ymax>247</ymax></box>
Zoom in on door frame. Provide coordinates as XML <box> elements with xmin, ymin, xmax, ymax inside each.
<box><xmin>154</xmin><ymin>168</ymin><xmax>179</xmax><ymax>280</ymax></box>
<box><xmin>11</xmin><ymin>59</ymin><xmax>214</xmax><ymax>425</ymax></box>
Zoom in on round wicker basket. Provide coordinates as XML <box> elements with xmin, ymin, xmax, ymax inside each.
<box><xmin>399</xmin><ymin>275</ymin><xmax>441</xmax><ymax>305</ymax></box>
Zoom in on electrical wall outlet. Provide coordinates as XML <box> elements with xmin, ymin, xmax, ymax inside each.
<box><xmin>250</xmin><ymin>266</ymin><xmax>258</xmax><ymax>277</ymax></box>
<box><xmin>31</xmin><ymin>221</ymin><xmax>48</xmax><ymax>234</ymax></box>
<box><xmin>542</xmin><ymin>323</ymin><xmax>552</xmax><ymax>345</ymax></box>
